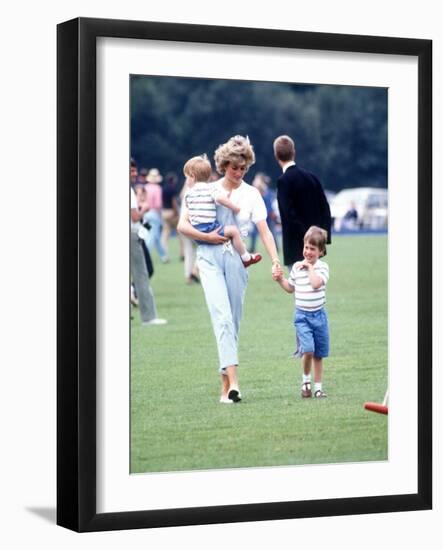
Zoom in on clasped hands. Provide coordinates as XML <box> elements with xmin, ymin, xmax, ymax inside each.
<box><xmin>271</xmin><ymin>261</ymin><xmax>283</xmax><ymax>281</ymax></box>
<box><xmin>204</xmin><ymin>229</ymin><xmax>285</xmax><ymax>283</ymax></box>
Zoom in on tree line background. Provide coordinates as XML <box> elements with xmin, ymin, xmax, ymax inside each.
<box><xmin>131</xmin><ymin>75</ymin><xmax>387</xmax><ymax>193</ymax></box>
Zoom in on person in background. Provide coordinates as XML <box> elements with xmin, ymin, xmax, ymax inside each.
<box><xmin>131</xmin><ymin>165</ymin><xmax>146</xmax><ymax>204</ymax></box>
<box><xmin>273</xmin><ymin>135</ymin><xmax>331</xmax><ymax>268</ymax></box>
<box><xmin>141</xmin><ymin>168</ymin><xmax>169</xmax><ymax>263</ymax></box>
<box><xmin>130</xmin><ymin>160</ymin><xmax>154</xmax><ymax>286</ymax></box>
<box><xmin>160</xmin><ymin>172</ymin><xmax>181</xmax><ymax>260</ymax></box>
<box><xmin>130</xmin><ymin>160</ymin><xmax>167</xmax><ymax>326</ymax></box>
<box><xmin>249</xmin><ymin>172</ymin><xmax>279</xmax><ymax>253</ymax></box>
<box><xmin>342</xmin><ymin>201</ymin><xmax>359</xmax><ymax>230</ymax></box>
<box><xmin>137</xmin><ymin>167</ymin><xmax>149</xmax><ymax>186</ymax></box>
<box><xmin>209</xmin><ymin>171</ymin><xmax>220</xmax><ymax>182</ymax></box>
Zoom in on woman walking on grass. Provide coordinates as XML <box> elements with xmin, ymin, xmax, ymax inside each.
<box><xmin>178</xmin><ymin>135</ymin><xmax>282</xmax><ymax>403</ymax></box>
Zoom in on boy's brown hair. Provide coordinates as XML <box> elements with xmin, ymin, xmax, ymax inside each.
<box><xmin>273</xmin><ymin>135</ymin><xmax>295</xmax><ymax>162</ymax></box>
<box><xmin>183</xmin><ymin>155</ymin><xmax>212</xmax><ymax>182</ymax></box>
<box><xmin>304</xmin><ymin>225</ymin><xmax>328</xmax><ymax>257</ymax></box>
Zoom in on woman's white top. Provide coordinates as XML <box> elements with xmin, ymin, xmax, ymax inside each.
<box><xmin>214</xmin><ymin>178</ymin><xmax>267</xmax><ymax>236</ymax></box>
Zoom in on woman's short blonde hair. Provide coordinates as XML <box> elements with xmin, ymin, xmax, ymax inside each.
<box><xmin>214</xmin><ymin>135</ymin><xmax>256</xmax><ymax>175</ymax></box>
<box><xmin>183</xmin><ymin>155</ymin><xmax>212</xmax><ymax>182</ymax></box>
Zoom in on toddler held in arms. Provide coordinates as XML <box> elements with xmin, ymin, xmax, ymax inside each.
<box><xmin>183</xmin><ymin>154</ymin><xmax>261</xmax><ymax>267</ymax></box>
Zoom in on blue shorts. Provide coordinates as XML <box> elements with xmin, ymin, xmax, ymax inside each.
<box><xmin>193</xmin><ymin>221</ymin><xmax>225</xmax><ymax>245</ymax></box>
<box><xmin>294</xmin><ymin>308</ymin><xmax>329</xmax><ymax>358</ymax></box>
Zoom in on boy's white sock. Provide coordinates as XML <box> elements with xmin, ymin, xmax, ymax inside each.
<box><xmin>314</xmin><ymin>382</ymin><xmax>322</xmax><ymax>393</ymax></box>
<box><xmin>303</xmin><ymin>374</ymin><xmax>311</xmax><ymax>384</ymax></box>
<box><xmin>241</xmin><ymin>252</ymin><xmax>251</xmax><ymax>261</ymax></box>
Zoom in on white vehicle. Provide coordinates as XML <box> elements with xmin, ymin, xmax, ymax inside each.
<box><xmin>330</xmin><ymin>187</ymin><xmax>388</xmax><ymax>231</ymax></box>
<box><xmin>324</xmin><ymin>189</ymin><xmax>336</xmax><ymax>204</ymax></box>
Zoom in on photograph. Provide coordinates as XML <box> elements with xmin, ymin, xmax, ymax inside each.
<box><xmin>56</xmin><ymin>16</ymin><xmax>431</xmax><ymax>532</ymax></box>
<box><xmin>1</xmin><ymin>1</ymin><xmax>439</xmax><ymax>547</ymax></box>
<box><xmin>129</xmin><ymin>75</ymin><xmax>389</xmax><ymax>474</ymax></box>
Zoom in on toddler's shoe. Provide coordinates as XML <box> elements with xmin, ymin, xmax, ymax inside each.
<box><xmin>314</xmin><ymin>389</ymin><xmax>327</xmax><ymax>398</ymax></box>
<box><xmin>301</xmin><ymin>382</ymin><xmax>312</xmax><ymax>398</ymax></box>
<box><xmin>242</xmin><ymin>253</ymin><xmax>262</xmax><ymax>267</ymax></box>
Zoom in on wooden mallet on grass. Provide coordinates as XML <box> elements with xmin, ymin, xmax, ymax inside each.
<box><xmin>364</xmin><ymin>389</ymin><xmax>389</xmax><ymax>415</ymax></box>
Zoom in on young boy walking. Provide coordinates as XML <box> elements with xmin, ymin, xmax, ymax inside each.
<box><xmin>273</xmin><ymin>226</ymin><xmax>330</xmax><ymax>398</ymax></box>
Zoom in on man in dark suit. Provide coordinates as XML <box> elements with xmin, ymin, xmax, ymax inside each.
<box><xmin>274</xmin><ymin>135</ymin><xmax>331</xmax><ymax>266</ymax></box>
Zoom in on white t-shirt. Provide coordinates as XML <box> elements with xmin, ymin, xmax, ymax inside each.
<box><xmin>288</xmin><ymin>259</ymin><xmax>329</xmax><ymax>311</ymax></box>
<box><xmin>130</xmin><ymin>188</ymin><xmax>141</xmax><ymax>233</ymax></box>
<box><xmin>213</xmin><ymin>179</ymin><xmax>267</xmax><ymax>236</ymax></box>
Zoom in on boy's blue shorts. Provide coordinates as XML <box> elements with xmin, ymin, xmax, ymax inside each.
<box><xmin>294</xmin><ymin>308</ymin><xmax>329</xmax><ymax>358</ymax></box>
<box><xmin>194</xmin><ymin>221</ymin><xmax>225</xmax><ymax>245</ymax></box>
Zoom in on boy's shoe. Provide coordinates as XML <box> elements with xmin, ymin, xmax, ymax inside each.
<box><xmin>142</xmin><ymin>318</ymin><xmax>168</xmax><ymax>326</ymax></box>
<box><xmin>242</xmin><ymin>253</ymin><xmax>262</xmax><ymax>268</ymax></box>
<box><xmin>301</xmin><ymin>382</ymin><xmax>312</xmax><ymax>398</ymax></box>
<box><xmin>314</xmin><ymin>389</ymin><xmax>327</xmax><ymax>398</ymax></box>
<box><xmin>219</xmin><ymin>396</ymin><xmax>233</xmax><ymax>404</ymax></box>
<box><xmin>228</xmin><ymin>388</ymin><xmax>242</xmax><ymax>402</ymax></box>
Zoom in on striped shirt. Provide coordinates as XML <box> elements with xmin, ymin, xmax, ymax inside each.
<box><xmin>288</xmin><ymin>259</ymin><xmax>329</xmax><ymax>311</ymax></box>
<box><xmin>185</xmin><ymin>182</ymin><xmax>220</xmax><ymax>225</ymax></box>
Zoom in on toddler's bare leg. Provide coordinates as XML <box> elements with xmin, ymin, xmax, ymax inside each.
<box><xmin>224</xmin><ymin>225</ymin><xmax>247</xmax><ymax>256</ymax></box>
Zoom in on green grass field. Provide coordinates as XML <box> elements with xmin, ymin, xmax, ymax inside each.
<box><xmin>131</xmin><ymin>234</ymin><xmax>388</xmax><ymax>473</ymax></box>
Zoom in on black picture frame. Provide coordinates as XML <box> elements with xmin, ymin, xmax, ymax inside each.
<box><xmin>57</xmin><ymin>17</ymin><xmax>432</xmax><ymax>532</ymax></box>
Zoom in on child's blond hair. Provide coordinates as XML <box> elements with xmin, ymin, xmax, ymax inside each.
<box><xmin>183</xmin><ymin>154</ymin><xmax>212</xmax><ymax>182</ymax></box>
<box><xmin>304</xmin><ymin>226</ymin><xmax>328</xmax><ymax>257</ymax></box>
